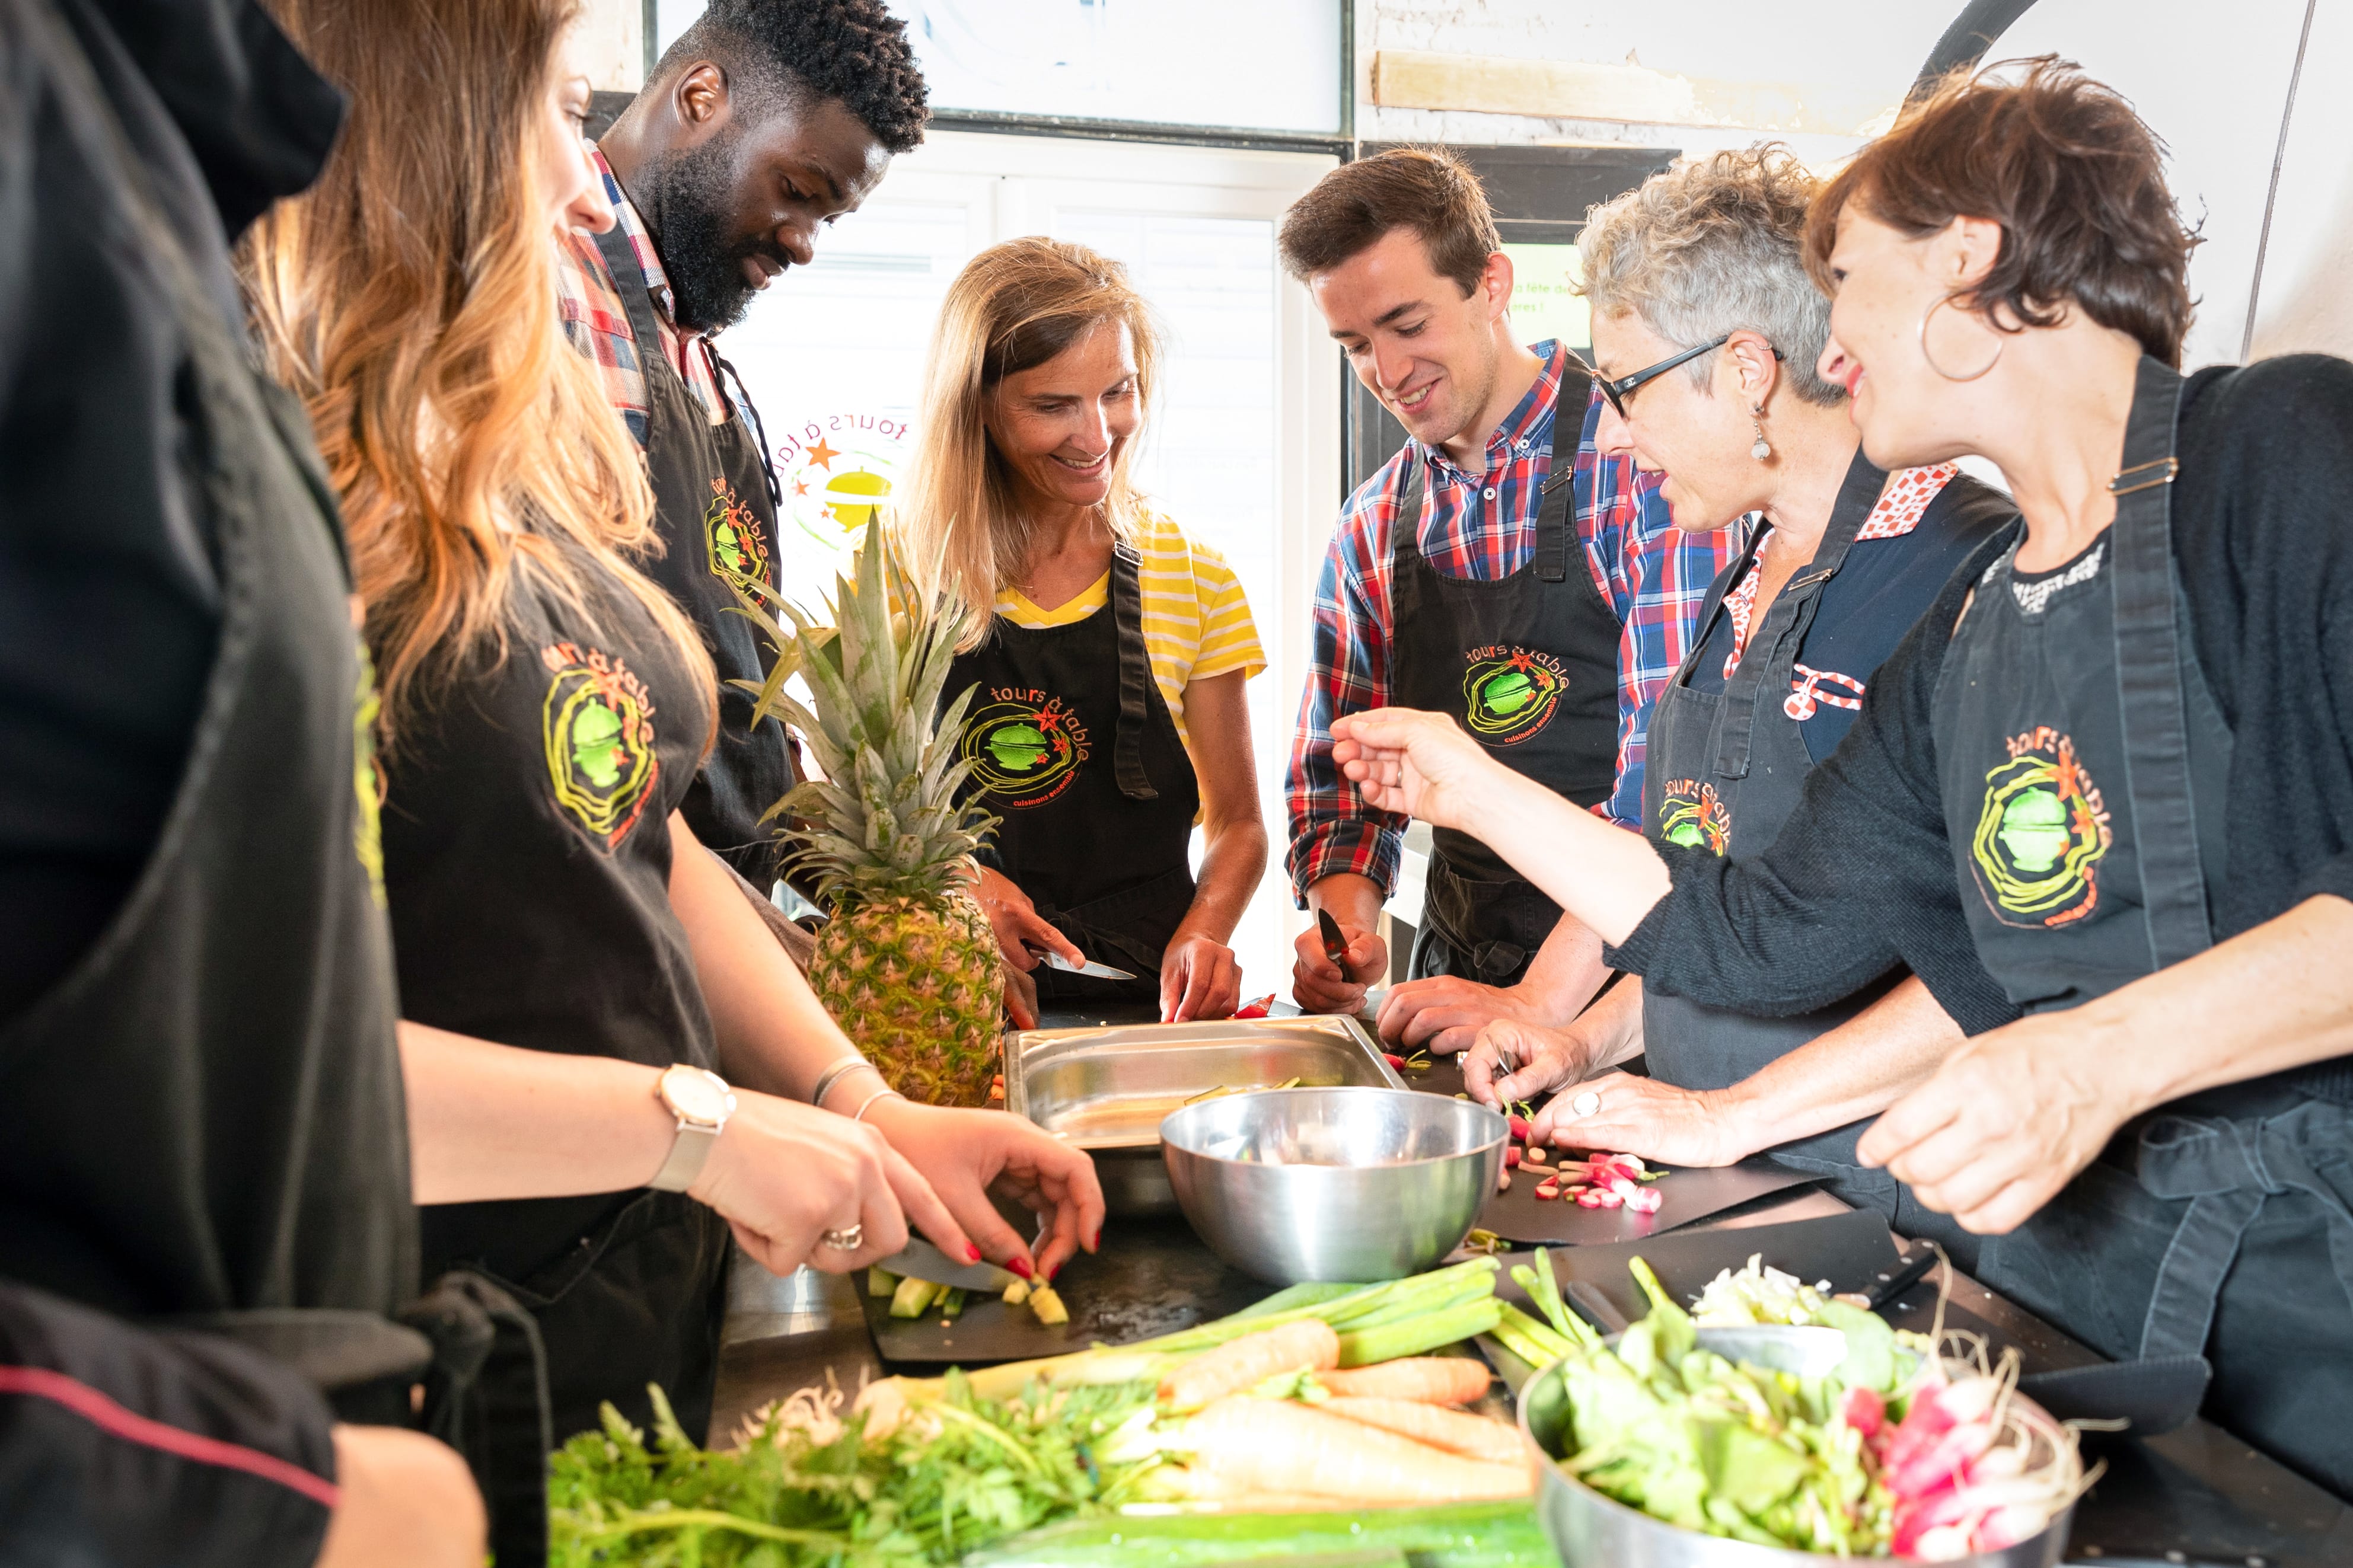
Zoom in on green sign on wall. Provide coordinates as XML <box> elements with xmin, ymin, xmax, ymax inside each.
<box><xmin>1503</xmin><ymin>242</ymin><xmax>1589</xmax><ymax>354</ymax></box>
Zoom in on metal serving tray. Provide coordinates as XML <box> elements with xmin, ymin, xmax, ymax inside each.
<box><xmin>1004</xmin><ymin>1015</ymin><xmax>1407</xmax><ymax>1215</ymax></box>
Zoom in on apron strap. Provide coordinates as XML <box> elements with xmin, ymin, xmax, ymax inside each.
<box><xmin>2109</xmin><ymin>355</ymin><xmax>2212</xmax><ymax>970</ymax></box>
<box><xmin>402</xmin><ymin>1272</ymin><xmax>554</xmax><ymax>1567</ymax></box>
<box><xmin>1532</xmin><ymin>357</ymin><xmax>1595</xmax><ymax>585</ymax></box>
<box><xmin>1108</xmin><ymin>540</ymin><xmax>1159</xmax><ymax>801</ymax></box>
<box><xmin>1711</xmin><ymin>451</ymin><xmax>1886</xmax><ymax>780</ymax></box>
<box><xmin>2132</xmin><ymin>1103</ymin><xmax>2353</xmax><ymax>1359</ymax></box>
<box><xmin>590</xmin><ymin>223</ymin><xmax>669</xmax><ymax>366</ymax></box>
<box><xmin>702</xmin><ymin>341</ymin><xmax>785</xmax><ymax>513</ymax></box>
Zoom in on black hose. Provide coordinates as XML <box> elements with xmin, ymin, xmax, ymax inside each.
<box><xmin>1912</xmin><ymin>0</ymin><xmax>2044</xmax><ymax>97</ymax></box>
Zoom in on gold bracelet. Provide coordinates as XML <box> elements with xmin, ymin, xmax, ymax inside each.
<box><xmin>849</xmin><ymin>1086</ymin><xmax>904</xmax><ymax>1123</ymax></box>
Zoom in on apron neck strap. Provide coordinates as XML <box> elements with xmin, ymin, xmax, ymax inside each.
<box><xmin>590</xmin><ymin>223</ymin><xmax>668</xmax><ymax>360</ymax></box>
<box><xmin>1532</xmin><ymin>355</ymin><xmax>1594</xmax><ymax>585</ymax></box>
<box><xmin>1107</xmin><ymin>539</ymin><xmax>1160</xmax><ymax>801</ymax></box>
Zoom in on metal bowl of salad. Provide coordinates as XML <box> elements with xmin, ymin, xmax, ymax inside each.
<box><xmin>1160</xmin><ymin>1087</ymin><xmax>1507</xmax><ymax>1283</ymax></box>
<box><xmin>1518</xmin><ymin>1320</ymin><xmax>2077</xmax><ymax>1568</ymax></box>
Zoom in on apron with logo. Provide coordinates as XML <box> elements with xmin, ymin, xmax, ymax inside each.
<box><xmin>1934</xmin><ymin>356</ymin><xmax>2353</xmax><ymax>1495</ymax></box>
<box><xmin>945</xmin><ymin>542</ymin><xmax>1202</xmax><ymax>1003</ymax></box>
<box><xmin>1642</xmin><ymin>453</ymin><xmax>1975</xmax><ymax>1258</ymax></box>
<box><xmin>1389</xmin><ymin>369</ymin><xmax>1623</xmax><ymax>984</ymax></box>
<box><xmin>592</xmin><ymin>224</ymin><xmax>795</xmax><ymax>883</ymax></box>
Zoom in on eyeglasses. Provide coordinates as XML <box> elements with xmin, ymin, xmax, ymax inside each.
<box><xmin>1580</xmin><ymin>336</ymin><xmax>1781</xmax><ymax>418</ymax></box>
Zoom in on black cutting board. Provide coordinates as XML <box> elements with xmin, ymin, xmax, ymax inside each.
<box><xmin>1396</xmin><ymin>1046</ymin><xmax>1820</xmax><ymax>1244</ymax></box>
<box><xmin>859</xmin><ymin>1213</ymin><xmax>1270</xmax><ymax>1366</ymax></box>
<box><xmin>1536</xmin><ymin>1207</ymin><xmax>1908</xmax><ymax>1328</ymax></box>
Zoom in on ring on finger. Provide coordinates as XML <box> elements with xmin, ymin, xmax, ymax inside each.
<box><xmin>819</xmin><ymin>1222</ymin><xmax>865</xmax><ymax>1252</ymax></box>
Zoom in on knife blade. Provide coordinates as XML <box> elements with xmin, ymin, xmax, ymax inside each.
<box><xmin>1037</xmin><ymin>949</ymin><xmax>1136</xmax><ymax>980</ymax></box>
<box><xmin>876</xmin><ymin>1237</ymin><xmax>1020</xmax><ymax>1294</ymax></box>
<box><xmin>1316</xmin><ymin>906</ymin><xmax>1350</xmax><ymax>966</ymax></box>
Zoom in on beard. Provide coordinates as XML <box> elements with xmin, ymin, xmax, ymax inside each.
<box><xmin>632</xmin><ymin>133</ymin><xmax>771</xmax><ymax>336</ymax></box>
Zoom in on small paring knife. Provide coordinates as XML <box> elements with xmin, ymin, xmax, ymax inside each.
<box><xmin>1035</xmin><ymin>949</ymin><xmax>1135</xmax><ymax>981</ymax></box>
<box><xmin>1316</xmin><ymin>907</ymin><xmax>1350</xmax><ymax>967</ymax></box>
<box><xmin>876</xmin><ymin>1237</ymin><xmax>1021</xmax><ymax>1294</ymax></box>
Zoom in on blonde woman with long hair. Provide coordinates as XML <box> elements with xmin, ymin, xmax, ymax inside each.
<box><xmin>899</xmin><ymin>239</ymin><xmax>1269</xmax><ymax>1023</ymax></box>
<box><xmin>243</xmin><ymin>1</ymin><xmax>1100</xmax><ymax>1535</ymax></box>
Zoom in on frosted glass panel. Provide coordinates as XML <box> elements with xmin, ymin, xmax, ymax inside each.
<box><xmin>653</xmin><ymin>1</ymin><xmax>1341</xmax><ymax>135</ymax></box>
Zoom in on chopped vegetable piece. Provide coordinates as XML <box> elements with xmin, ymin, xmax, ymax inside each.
<box><xmin>868</xmin><ymin>1267</ymin><xmax>900</xmax><ymax>1298</ymax></box>
<box><xmin>1534</xmin><ymin>1180</ymin><xmax>1562</xmax><ymax>1200</ymax></box>
<box><xmin>1159</xmin><ymin>1319</ymin><xmax>1340</xmax><ymax>1411</ymax></box>
<box><xmin>1524</xmin><ymin>1146</ymin><xmax>1545</xmax><ymax>1164</ymax></box>
<box><xmin>1003</xmin><ymin>1278</ymin><xmax>1032</xmax><ymax>1307</ymax></box>
<box><xmin>1507</xmin><ymin>1115</ymin><xmax>1531</xmax><ymax>1142</ymax></box>
<box><xmin>1503</xmin><ymin>1146</ymin><xmax>1522</xmax><ymax>1169</ymax></box>
<box><xmin>1312</xmin><ymin>1358</ymin><xmax>1491</xmax><ymax>1406</ymax></box>
<box><xmin>1181</xmin><ymin>1396</ymin><xmax>1531</xmax><ymax>1503</ymax></box>
<box><xmin>1028</xmin><ymin>1285</ymin><xmax>1069</xmax><ymax>1326</ymax></box>
<box><xmin>959</xmin><ymin>1499</ymin><xmax>1554</xmax><ymax>1567</ymax></box>
<box><xmin>888</xmin><ymin>1275</ymin><xmax>942</xmax><ymax>1318</ymax></box>
<box><xmin>1320</xmin><ymin>1397</ymin><xmax>1523</xmax><ymax>1467</ymax></box>
<box><xmin>1383</xmin><ymin>1052</ymin><xmax>1407</xmax><ymax>1071</ymax></box>
<box><xmin>939</xmin><ymin>1286</ymin><xmax>967</xmax><ymax>1320</ymax></box>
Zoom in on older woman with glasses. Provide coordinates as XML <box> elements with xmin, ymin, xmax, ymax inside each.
<box><xmin>1452</xmin><ymin>145</ymin><xmax>2018</xmax><ymax>1244</ymax></box>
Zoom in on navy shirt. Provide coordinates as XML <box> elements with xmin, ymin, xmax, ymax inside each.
<box><xmin>1687</xmin><ymin>465</ymin><xmax>2018</xmax><ymax>763</ymax></box>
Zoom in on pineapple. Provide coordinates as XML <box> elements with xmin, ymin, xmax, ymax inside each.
<box><xmin>743</xmin><ymin>531</ymin><xmax>1005</xmax><ymax>1106</ymax></box>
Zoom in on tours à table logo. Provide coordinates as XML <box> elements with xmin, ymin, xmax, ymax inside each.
<box><xmin>771</xmin><ymin>412</ymin><xmax>910</xmax><ymax>566</ymax></box>
<box><xmin>1657</xmin><ymin>778</ymin><xmax>1733</xmax><ymax>855</ymax></box>
<box><xmin>703</xmin><ymin>475</ymin><xmax>773</xmax><ymax>595</ymax></box>
<box><xmin>540</xmin><ymin>641</ymin><xmax>661</xmax><ymax>852</ymax></box>
<box><xmin>1971</xmin><ymin>727</ymin><xmax>2112</xmax><ymax>928</ymax></box>
<box><xmin>1462</xmin><ymin>644</ymin><xmax>1568</xmax><ymax>745</ymax></box>
<box><xmin>960</xmin><ymin>686</ymin><xmax>1089</xmax><ymax>810</ymax></box>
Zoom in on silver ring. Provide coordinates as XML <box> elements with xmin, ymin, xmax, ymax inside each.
<box><xmin>1569</xmin><ymin>1090</ymin><xmax>1602</xmax><ymax>1119</ymax></box>
<box><xmin>819</xmin><ymin>1224</ymin><xmax>865</xmax><ymax>1252</ymax></box>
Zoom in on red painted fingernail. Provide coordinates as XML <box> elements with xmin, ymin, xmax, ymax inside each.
<box><xmin>966</xmin><ymin>1243</ymin><xmax>983</xmax><ymax>1263</ymax></box>
<box><xmin>1048</xmin><ymin>1260</ymin><xmax>1063</xmax><ymax>1281</ymax></box>
<box><xmin>1007</xmin><ymin>1257</ymin><xmax>1033</xmax><ymax>1279</ymax></box>
<box><xmin>1090</xmin><ymin>1229</ymin><xmax>1102</xmax><ymax>1251</ymax></box>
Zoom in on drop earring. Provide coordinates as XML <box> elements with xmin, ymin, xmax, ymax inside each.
<box><xmin>1750</xmin><ymin>404</ymin><xmax>1771</xmax><ymax>462</ymax></box>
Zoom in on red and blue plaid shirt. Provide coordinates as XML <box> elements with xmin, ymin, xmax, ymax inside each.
<box><xmin>1285</xmin><ymin>341</ymin><xmax>1743</xmax><ymax>902</ymax></box>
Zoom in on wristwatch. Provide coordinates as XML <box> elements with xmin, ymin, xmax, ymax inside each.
<box><xmin>648</xmin><ymin>1064</ymin><xmax>736</xmax><ymax>1193</ymax></box>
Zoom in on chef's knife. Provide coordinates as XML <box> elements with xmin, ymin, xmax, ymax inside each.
<box><xmin>1035</xmin><ymin>949</ymin><xmax>1135</xmax><ymax>980</ymax></box>
<box><xmin>876</xmin><ymin>1237</ymin><xmax>1020</xmax><ymax>1294</ymax></box>
<box><xmin>1316</xmin><ymin>906</ymin><xmax>1350</xmax><ymax>967</ymax></box>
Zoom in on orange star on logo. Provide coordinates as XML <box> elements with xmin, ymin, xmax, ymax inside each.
<box><xmin>792</xmin><ymin>478</ymin><xmax>809</xmax><ymax>497</ymax></box>
<box><xmin>805</xmin><ymin>437</ymin><xmax>840</xmax><ymax>471</ymax></box>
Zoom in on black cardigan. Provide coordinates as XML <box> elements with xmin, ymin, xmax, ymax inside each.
<box><xmin>1611</xmin><ymin>356</ymin><xmax>2353</xmax><ymax>1106</ymax></box>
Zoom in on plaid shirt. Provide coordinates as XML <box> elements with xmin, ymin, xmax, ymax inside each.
<box><xmin>553</xmin><ymin>148</ymin><xmax>739</xmax><ymax>440</ymax></box>
<box><xmin>1285</xmin><ymin>341</ymin><xmax>1742</xmax><ymax>902</ymax></box>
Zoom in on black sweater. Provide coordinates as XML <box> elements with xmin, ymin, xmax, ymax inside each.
<box><xmin>1612</xmin><ymin>356</ymin><xmax>2353</xmax><ymax>1105</ymax></box>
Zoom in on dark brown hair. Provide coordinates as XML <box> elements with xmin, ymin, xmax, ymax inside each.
<box><xmin>1278</xmin><ymin>147</ymin><xmax>1500</xmax><ymax>296</ymax></box>
<box><xmin>1804</xmin><ymin>56</ymin><xmax>2197</xmax><ymax>366</ymax></box>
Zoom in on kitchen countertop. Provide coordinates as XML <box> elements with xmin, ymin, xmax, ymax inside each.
<box><xmin>709</xmin><ymin>1004</ymin><xmax>2353</xmax><ymax>1566</ymax></box>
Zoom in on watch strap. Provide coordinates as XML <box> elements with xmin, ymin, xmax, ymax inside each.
<box><xmin>648</xmin><ymin>1119</ymin><xmax>719</xmax><ymax>1193</ymax></box>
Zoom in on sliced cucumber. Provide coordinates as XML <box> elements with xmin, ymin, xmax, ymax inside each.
<box><xmin>888</xmin><ymin>1275</ymin><xmax>942</xmax><ymax>1319</ymax></box>
<box><xmin>868</xmin><ymin>1267</ymin><xmax>901</xmax><ymax>1298</ymax></box>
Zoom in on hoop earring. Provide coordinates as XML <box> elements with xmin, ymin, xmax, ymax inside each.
<box><xmin>1918</xmin><ymin>293</ymin><xmax>2003</xmax><ymax>381</ymax></box>
<box><xmin>1749</xmin><ymin>404</ymin><xmax>1770</xmax><ymax>462</ymax></box>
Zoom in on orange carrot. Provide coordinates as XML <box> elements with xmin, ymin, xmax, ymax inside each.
<box><xmin>1319</xmin><ymin>1396</ymin><xmax>1524</xmax><ymax>1467</ymax></box>
<box><xmin>1183</xmin><ymin>1396</ymin><xmax>1531</xmax><ymax>1503</ymax></box>
<box><xmin>1312</xmin><ymin>1358</ymin><xmax>1491</xmax><ymax>1405</ymax></box>
<box><xmin>1158</xmin><ymin>1319</ymin><xmax>1340</xmax><ymax>1410</ymax></box>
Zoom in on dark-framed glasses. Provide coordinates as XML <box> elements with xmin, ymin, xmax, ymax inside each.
<box><xmin>1581</xmin><ymin>335</ymin><xmax>1781</xmax><ymax>417</ymax></box>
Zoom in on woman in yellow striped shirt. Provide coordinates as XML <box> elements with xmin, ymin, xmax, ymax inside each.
<box><xmin>898</xmin><ymin>238</ymin><xmax>1268</xmax><ymax>1023</ymax></box>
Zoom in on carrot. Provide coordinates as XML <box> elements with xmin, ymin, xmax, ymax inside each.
<box><xmin>1182</xmin><ymin>1396</ymin><xmax>1531</xmax><ymax>1503</ymax></box>
<box><xmin>1319</xmin><ymin>1397</ymin><xmax>1524</xmax><ymax>1467</ymax></box>
<box><xmin>1312</xmin><ymin>1358</ymin><xmax>1492</xmax><ymax>1406</ymax></box>
<box><xmin>1158</xmin><ymin>1319</ymin><xmax>1340</xmax><ymax>1410</ymax></box>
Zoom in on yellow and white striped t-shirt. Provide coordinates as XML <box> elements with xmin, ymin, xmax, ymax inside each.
<box><xmin>994</xmin><ymin>513</ymin><xmax>1265</xmax><ymax>751</ymax></box>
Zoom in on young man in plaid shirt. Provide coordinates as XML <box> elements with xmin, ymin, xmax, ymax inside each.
<box><xmin>1280</xmin><ymin>150</ymin><xmax>1737</xmax><ymax>1045</ymax></box>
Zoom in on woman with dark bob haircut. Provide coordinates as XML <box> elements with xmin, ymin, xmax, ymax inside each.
<box><xmin>1325</xmin><ymin>57</ymin><xmax>2353</xmax><ymax>1495</ymax></box>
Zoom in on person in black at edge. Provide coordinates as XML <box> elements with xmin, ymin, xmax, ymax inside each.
<box><xmin>0</xmin><ymin>0</ymin><xmax>480</xmax><ymax>1562</ymax></box>
<box><xmin>1328</xmin><ymin>60</ymin><xmax>2353</xmax><ymax>1497</ymax></box>
<box><xmin>553</xmin><ymin>0</ymin><xmax>922</xmax><ymax>924</ymax></box>
<box><xmin>245</xmin><ymin>12</ymin><xmax>1103</xmax><ymax>1564</ymax></box>
<box><xmin>1449</xmin><ymin>147</ymin><xmax>2016</xmax><ymax>1262</ymax></box>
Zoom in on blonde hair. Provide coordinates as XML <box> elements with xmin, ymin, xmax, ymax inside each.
<box><xmin>895</xmin><ymin>238</ymin><xmax>1162</xmax><ymax>650</ymax></box>
<box><xmin>242</xmin><ymin>0</ymin><xmax>714</xmax><ymax>745</ymax></box>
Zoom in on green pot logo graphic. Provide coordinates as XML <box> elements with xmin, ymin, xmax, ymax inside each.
<box><xmin>1656</xmin><ymin>779</ymin><xmax>1732</xmax><ymax>856</ymax></box>
<box><xmin>703</xmin><ymin>477</ymin><xmax>773</xmax><ymax>595</ymax></box>
<box><xmin>540</xmin><ymin>642</ymin><xmax>661</xmax><ymax>851</ymax></box>
<box><xmin>1462</xmin><ymin>649</ymin><xmax>1566</xmax><ymax>743</ymax></box>
<box><xmin>1970</xmin><ymin>731</ymin><xmax>2110</xmax><ymax>927</ymax></box>
<box><xmin>961</xmin><ymin>695</ymin><xmax>1086</xmax><ymax>810</ymax></box>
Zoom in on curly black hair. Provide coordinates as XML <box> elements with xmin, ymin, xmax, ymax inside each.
<box><xmin>659</xmin><ymin>0</ymin><xmax>929</xmax><ymax>155</ymax></box>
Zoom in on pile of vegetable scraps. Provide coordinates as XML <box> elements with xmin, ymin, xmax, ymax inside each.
<box><xmin>551</xmin><ymin>1259</ymin><xmax>1546</xmax><ymax>1566</ymax></box>
<box><xmin>1497</xmin><ymin>1251</ymin><xmax>2087</xmax><ymax>1561</ymax></box>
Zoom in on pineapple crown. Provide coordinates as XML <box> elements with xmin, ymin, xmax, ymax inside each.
<box><xmin>737</xmin><ymin>529</ymin><xmax>998</xmax><ymax>910</ymax></box>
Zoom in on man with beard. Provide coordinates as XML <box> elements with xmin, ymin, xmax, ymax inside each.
<box><xmin>554</xmin><ymin>0</ymin><xmax>926</xmax><ymax>918</ymax></box>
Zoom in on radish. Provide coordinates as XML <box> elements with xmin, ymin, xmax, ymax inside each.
<box><xmin>1508</xmin><ymin>1115</ymin><xmax>1531</xmax><ymax>1142</ymax></box>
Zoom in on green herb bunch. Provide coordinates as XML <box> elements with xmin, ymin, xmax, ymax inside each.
<box><xmin>550</xmin><ymin>1375</ymin><xmax>1161</xmax><ymax>1567</ymax></box>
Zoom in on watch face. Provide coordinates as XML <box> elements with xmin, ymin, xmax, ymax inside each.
<box><xmin>664</xmin><ymin>1066</ymin><xmax>732</xmax><ymax>1125</ymax></box>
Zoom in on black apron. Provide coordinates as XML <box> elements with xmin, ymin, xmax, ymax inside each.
<box><xmin>592</xmin><ymin>223</ymin><xmax>795</xmax><ymax>884</ymax></box>
<box><xmin>1934</xmin><ymin>356</ymin><xmax>2353</xmax><ymax>1496</ymax></box>
<box><xmin>1641</xmin><ymin>454</ymin><xmax>1973</xmax><ymax>1259</ymax></box>
<box><xmin>945</xmin><ymin>542</ymin><xmax>1201</xmax><ymax>1004</ymax></box>
<box><xmin>1391</xmin><ymin>368</ymin><xmax>1623</xmax><ymax>984</ymax></box>
<box><xmin>1</xmin><ymin>11</ymin><xmax>553</xmax><ymax>1554</ymax></box>
<box><xmin>396</xmin><ymin>543</ymin><xmax>732</xmax><ymax>1489</ymax></box>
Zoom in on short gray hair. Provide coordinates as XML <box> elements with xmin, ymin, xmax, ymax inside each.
<box><xmin>1576</xmin><ymin>145</ymin><xmax>1843</xmax><ymax>407</ymax></box>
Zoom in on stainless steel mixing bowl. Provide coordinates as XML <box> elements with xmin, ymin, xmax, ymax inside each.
<box><xmin>1517</xmin><ymin>1325</ymin><xmax>2074</xmax><ymax>1568</ymax></box>
<box><xmin>1159</xmin><ymin>1086</ymin><xmax>1507</xmax><ymax>1283</ymax></box>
